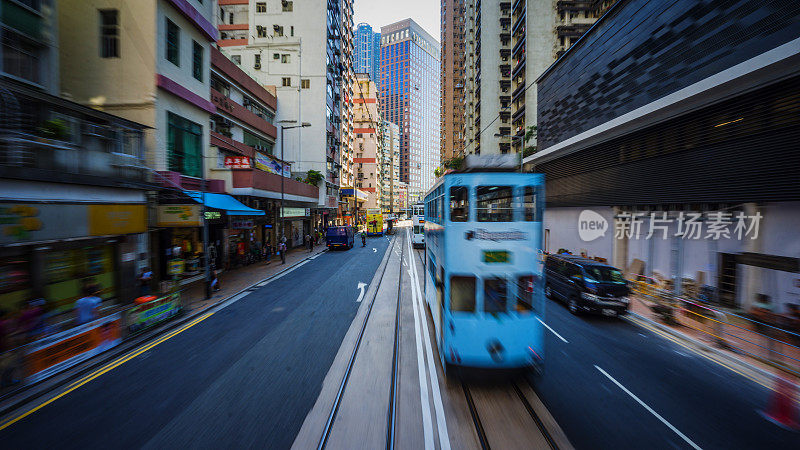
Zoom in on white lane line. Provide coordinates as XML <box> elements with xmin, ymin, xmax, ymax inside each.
<box><xmin>407</xmin><ymin>231</ymin><xmax>451</xmax><ymax>450</ymax></box>
<box><xmin>407</xmin><ymin>265</ymin><xmax>435</xmax><ymax>448</ymax></box>
<box><xmin>537</xmin><ymin>318</ymin><xmax>569</xmax><ymax>343</ymax></box>
<box><xmin>595</xmin><ymin>365</ymin><xmax>702</xmax><ymax>450</ymax></box>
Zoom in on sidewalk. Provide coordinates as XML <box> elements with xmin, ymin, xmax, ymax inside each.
<box><xmin>0</xmin><ymin>243</ymin><xmax>327</xmax><ymax>417</ymax></box>
<box><xmin>178</xmin><ymin>243</ymin><xmax>328</xmax><ymax>316</ymax></box>
<box><xmin>629</xmin><ymin>295</ymin><xmax>800</xmax><ymax>384</ymax></box>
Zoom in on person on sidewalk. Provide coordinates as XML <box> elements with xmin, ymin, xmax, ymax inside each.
<box><xmin>137</xmin><ymin>267</ymin><xmax>152</xmax><ymax>297</ymax></box>
<box><xmin>279</xmin><ymin>241</ymin><xmax>287</xmax><ymax>264</ymax></box>
<box><xmin>210</xmin><ymin>269</ymin><xmax>221</xmax><ymax>292</ymax></box>
<box><xmin>306</xmin><ymin>233</ymin><xmax>313</xmax><ymax>252</ymax></box>
<box><xmin>75</xmin><ymin>286</ymin><xmax>101</xmax><ymax>325</ymax></box>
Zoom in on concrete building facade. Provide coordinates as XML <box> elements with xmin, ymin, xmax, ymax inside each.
<box><xmin>218</xmin><ymin>0</ymin><xmax>354</xmax><ymax>218</ymax></box>
<box><xmin>381</xmin><ymin>120</ymin><xmax>400</xmax><ymax>213</ymax></box>
<box><xmin>352</xmin><ymin>73</ymin><xmax>383</xmax><ymax>211</ymax></box>
<box><xmin>380</xmin><ymin>19</ymin><xmax>440</xmax><ymax>202</ymax></box>
<box><xmin>440</xmin><ymin>0</ymin><xmax>466</xmax><ymax>161</ymax></box>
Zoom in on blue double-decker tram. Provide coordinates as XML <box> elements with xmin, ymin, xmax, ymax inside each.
<box><xmin>423</xmin><ymin>160</ymin><xmax>545</xmax><ymax>373</ymax></box>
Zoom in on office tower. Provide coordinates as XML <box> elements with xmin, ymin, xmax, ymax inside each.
<box><xmin>380</xmin><ymin>19</ymin><xmax>440</xmax><ymax>202</ymax></box>
<box><xmin>354</xmin><ymin>23</ymin><xmax>381</xmax><ymax>86</ymax></box>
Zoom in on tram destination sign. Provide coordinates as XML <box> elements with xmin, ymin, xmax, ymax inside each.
<box><xmin>465</xmin><ymin>229</ymin><xmax>527</xmax><ymax>241</ymax></box>
<box><xmin>482</xmin><ymin>250</ymin><xmax>511</xmax><ymax>264</ymax></box>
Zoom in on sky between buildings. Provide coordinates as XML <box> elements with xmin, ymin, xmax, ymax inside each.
<box><xmin>353</xmin><ymin>0</ymin><xmax>440</xmax><ymax>41</ymax></box>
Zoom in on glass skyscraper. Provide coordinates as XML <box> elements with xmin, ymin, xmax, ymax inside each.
<box><xmin>354</xmin><ymin>23</ymin><xmax>381</xmax><ymax>85</ymax></box>
<box><xmin>380</xmin><ymin>19</ymin><xmax>440</xmax><ymax>202</ymax></box>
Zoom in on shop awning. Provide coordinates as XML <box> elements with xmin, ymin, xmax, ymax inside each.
<box><xmin>185</xmin><ymin>191</ymin><xmax>265</xmax><ymax>216</ymax></box>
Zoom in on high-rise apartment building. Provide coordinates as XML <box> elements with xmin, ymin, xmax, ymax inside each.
<box><xmin>441</xmin><ymin>0</ymin><xmax>466</xmax><ymax>161</ymax></box>
<box><xmin>381</xmin><ymin>120</ymin><xmax>400</xmax><ymax>213</ymax></box>
<box><xmin>464</xmin><ymin>0</ymin><xmax>615</xmax><ymax>156</ymax></box>
<box><xmin>219</xmin><ymin>0</ymin><xmax>354</xmax><ymax>216</ymax></box>
<box><xmin>380</xmin><ymin>19</ymin><xmax>440</xmax><ymax>202</ymax></box>
<box><xmin>354</xmin><ymin>23</ymin><xmax>381</xmax><ymax>86</ymax></box>
<box><xmin>352</xmin><ymin>73</ymin><xmax>384</xmax><ymax>211</ymax></box>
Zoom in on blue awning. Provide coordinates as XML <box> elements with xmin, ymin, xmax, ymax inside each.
<box><xmin>185</xmin><ymin>191</ymin><xmax>265</xmax><ymax>216</ymax></box>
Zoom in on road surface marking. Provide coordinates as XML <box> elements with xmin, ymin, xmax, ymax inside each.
<box><xmin>537</xmin><ymin>318</ymin><xmax>569</xmax><ymax>343</ymax></box>
<box><xmin>625</xmin><ymin>316</ymin><xmax>771</xmax><ymax>391</ymax></box>
<box><xmin>407</xmin><ymin>231</ymin><xmax>451</xmax><ymax>450</ymax></box>
<box><xmin>595</xmin><ymin>365</ymin><xmax>702</xmax><ymax>450</ymax></box>
<box><xmin>0</xmin><ymin>310</ymin><xmax>216</xmax><ymax>431</ymax></box>
<box><xmin>355</xmin><ymin>282</ymin><xmax>367</xmax><ymax>302</ymax></box>
<box><xmin>373</xmin><ymin>248</ymin><xmax>377</xmax><ymax>253</ymax></box>
<box><xmin>407</xmin><ymin>266</ymin><xmax>435</xmax><ymax>449</ymax></box>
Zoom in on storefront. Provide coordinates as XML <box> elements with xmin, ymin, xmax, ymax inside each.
<box><xmin>0</xmin><ymin>203</ymin><xmax>147</xmax><ymax>313</ymax></box>
<box><xmin>280</xmin><ymin>207</ymin><xmax>311</xmax><ymax>249</ymax></box>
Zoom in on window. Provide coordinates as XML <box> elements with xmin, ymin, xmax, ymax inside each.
<box><xmin>450</xmin><ymin>276</ymin><xmax>475</xmax><ymax>312</ymax></box>
<box><xmin>273</xmin><ymin>25</ymin><xmax>284</xmax><ymax>37</ymax></box>
<box><xmin>231</xmin><ymin>54</ymin><xmax>241</xmax><ymax>65</ymax></box>
<box><xmin>517</xmin><ymin>275</ymin><xmax>535</xmax><ymax>312</ymax></box>
<box><xmin>166</xmin><ymin>18</ymin><xmax>179</xmax><ymax>66</ymax></box>
<box><xmin>228</xmin><ymin>12</ymin><xmax>234</xmax><ymax>25</ymax></box>
<box><xmin>450</xmin><ymin>186</ymin><xmax>468</xmax><ymax>222</ymax></box>
<box><xmin>273</xmin><ymin>53</ymin><xmax>280</xmax><ymax>60</ymax></box>
<box><xmin>257</xmin><ymin>26</ymin><xmax>267</xmax><ymax>38</ymax></box>
<box><xmin>281</xmin><ymin>54</ymin><xmax>290</xmax><ymax>63</ymax></box>
<box><xmin>167</xmin><ymin>112</ymin><xmax>202</xmax><ymax>178</ymax></box>
<box><xmin>290</xmin><ymin>26</ymin><xmax>294</xmax><ymax>36</ymax></box>
<box><xmin>256</xmin><ymin>2</ymin><xmax>266</xmax><ymax>13</ymax></box>
<box><xmin>192</xmin><ymin>41</ymin><xmax>203</xmax><ymax>81</ymax></box>
<box><xmin>484</xmin><ymin>277</ymin><xmax>507</xmax><ymax>313</ymax></box>
<box><xmin>523</xmin><ymin>186</ymin><xmax>540</xmax><ymax>221</ymax></box>
<box><xmin>254</xmin><ymin>54</ymin><xmax>261</xmax><ymax>68</ymax></box>
<box><xmin>2</xmin><ymin>31</ymin><xmax>40</xmax><ymax>84</ymax></box>
<box><xmin>282</xmin><ymin>0</ymin><xmax>293</xmax><ymax>12</ymax></box>
<box><xmin>476</xmin><ymin>186</ymin><xmax>513</xmax><ymax>222</ymax></box>
<box><xmin>583</xmin><ymin>266</ymin><xmax>626</xmax><ymax>284</ymax></box>
<box><xmin>281</xmin><ymin>77</ymin><xmax>291</xmax><ymax>87</ymax></box>
<box><xmin>99</xmin><ymin>10</ymin><xmax>119</xmax><ymax>58</ymax></box>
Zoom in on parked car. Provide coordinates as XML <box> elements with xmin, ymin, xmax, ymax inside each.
<box><xmin>326</xmin><ymin>226</ymin><xmax>355</xmax><ymax>250</ymax></box>
<box><xmin>544</xmin><ymin>254</ymin><xmax>630</xmax><ymax>317</ymax></box>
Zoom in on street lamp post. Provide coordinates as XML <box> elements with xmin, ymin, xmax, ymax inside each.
<box><xmin>278</xmin><ymin>120</ymin><xmax>311</xmax><ymax>245</ymax></box>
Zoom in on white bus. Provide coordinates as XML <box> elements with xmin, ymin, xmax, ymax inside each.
<box><xmin>411</xmin><ymin>202</ymin><xmax>425</xmax><ymax>248</ymax></box>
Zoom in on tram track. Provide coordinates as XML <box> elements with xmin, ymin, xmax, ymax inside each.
<box><xmin>459</xmin><ymin>378</ymin><xmax>560</xmax><ymax>450</ymax></box>
<box><xmin>317</xmin><ymin>232</ymin><xmax>405</xmax><ymax>450</ymax></box>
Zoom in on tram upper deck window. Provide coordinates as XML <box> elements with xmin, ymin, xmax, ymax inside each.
<box><xmin>450</xmin><ymin>275</ymin><xmax>476</xmax><ymax>312</ymax></box>
<box><xmin>516</xmin><ymin>275</ymin><xmax>534</xmax><ymax>312</ymax></box>
<box><xmin>523</xmin><ymin>186</ymin><xmax>541</xmax><ymax>221</ymax></box>
<box><xmin>450</xmin><ymin>186</ymin><xmax>468</xmax><ymax>222</ymax></box>
<box><xmin>484</xmin><ymin>277</ymin><xmax>508</xmax><ymax>313</ymax></box>
<box><xmin>476</xmin><ymin>186</ymin><xmax>513</xmax><ymax>222</ymax></box>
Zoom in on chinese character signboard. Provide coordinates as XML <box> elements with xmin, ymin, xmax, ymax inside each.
<box><xmin>157</xmin><ymin>205</ymin><xmax>202</xmax><ymax>227</ymax></box>
<box><xmin>224</xmin><ymin>156</ymin><xmax>252</xmax><ymax>169</ymax></box>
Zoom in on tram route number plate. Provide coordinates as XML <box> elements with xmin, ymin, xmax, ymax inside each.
<box><xmin>482</xmin><ymin>250</ymin><xmax>510</xmax><ymax>263</ymax></box>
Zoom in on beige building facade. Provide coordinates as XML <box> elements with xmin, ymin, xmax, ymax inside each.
<box><xmin>352</xmin><ymin>73</ymin><xmax>384</xmax><ymax>211</ymax></box>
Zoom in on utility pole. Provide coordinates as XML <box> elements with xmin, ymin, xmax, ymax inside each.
<box><xmin>278</xmin><ymin>120</ymin><xmax>311</xmax><ymax>244</ymax></box>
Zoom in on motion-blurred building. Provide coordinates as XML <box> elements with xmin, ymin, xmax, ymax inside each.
<box><xmin>379</xmin><ymin>19</ymin><xmax>440</xmax><ymax>203</ymax></box>
<box><xmin>527</xmin><ymin>0</ymin><xmax>800</xmax><ymax>312</ymax></box>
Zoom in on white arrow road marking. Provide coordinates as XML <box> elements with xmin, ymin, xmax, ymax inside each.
<box><xmin>373</xmin><ymin>248</ymin><xmax>377</xmax><ymax>253</ymax></box>
<box><xmin>355</xmin><ymin>282</ymin><xmax>367</xmax><ymax>302</ymax></box>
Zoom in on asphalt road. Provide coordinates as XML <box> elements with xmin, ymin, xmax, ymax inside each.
<box><xmin>0</xmin><ymin>236</ymin><xmax>390</xmax><ymax>449</ymax></box>
<box><xmin>534</xmin><ymin>298</ymin><xmax>799</xmax><ymax>449</ymax></box>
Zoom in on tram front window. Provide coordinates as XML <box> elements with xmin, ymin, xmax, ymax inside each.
<box><xmin>476</xmin><ymin>186</ymin><xmax>513</xmax><ymax>222</ymax></box>
<box><xmin>484</xmin><ymin>277</ymin><xmax>508</xmax><ymax>313</ymax></box>
<box><xmin>450</xmin><ymin>275</ymin><xmax>476</xmax><ymax>312</ymax></box>
<box><xmin>450</xmin><ymin>186</ymin><xmax>469</xmax><ymax>222</ymax></box>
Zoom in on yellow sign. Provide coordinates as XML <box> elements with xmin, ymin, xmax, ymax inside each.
<box><xmin>88</xmin><ymin>204</ymin><xmax>146</xmax><ymax>236</ymax></box>
<box><xmin>167</xmin><ymin>259</ymin><xmax>185</xmax><ymax>275</ymax></box>
<box><xmin>157</xmin><ymin>205</ymin><xmax>202</xmax><ymax>227</ymax></box>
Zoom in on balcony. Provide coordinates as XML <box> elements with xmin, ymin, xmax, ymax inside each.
<box><xmin>232</xmin><ymin>169</ymin><xmax>319</xmax><ymax>201</ymax></box>
<box><xmin>211</xmin><ymin>88</ymin><xmax>277</xmax><ymax>139</ymax></box>
<box><xmin>557</xmin><ymin>24</ymin><xmax>592</xmax><ymax>39</ymax></box>
<box><xmin>0</xmin><ymin>80</ymin><xmax>151</xmax><ymax>188</ymax></box>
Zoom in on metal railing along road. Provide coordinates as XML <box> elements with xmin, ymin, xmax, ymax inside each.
<box><xmin>629</xmin><ymin>275</ymin><xmax>800</xmax><ymax>378</ymax></box>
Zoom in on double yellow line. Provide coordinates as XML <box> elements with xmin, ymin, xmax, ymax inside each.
<box><xmin>625</xmin><ymin>315</ymin><xmax>774</xmax><ymax>392</ymax></box>
<box><xmin>0</xmin><ymin>310</ymin><xmax>216</xmax><ymax>431</ymax></box>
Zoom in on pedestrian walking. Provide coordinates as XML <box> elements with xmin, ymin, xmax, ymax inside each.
<box><xmin>75</xmin><ymin>286</ymin><xmax>101</xmax><ymax>325</ymax></box>
<box><xmin>306</xmin><ymin>233</ymin><xmax>313</xmax><ymax>252</ymax></box>
<box><xmin>279</xmin><ymin>241</ymin><xmax>287</xmax><ymax>264</ymax></box>
<box><xmin>137</xmin><ymin>267</ymin><xmax>152</xmax><ymax>297</ymax></box>
<box><xmin>210</xmin><ymin>269</ymin><xmax>221</xmax><ymax>292</ymax></box>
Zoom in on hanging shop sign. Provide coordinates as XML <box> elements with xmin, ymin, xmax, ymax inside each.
<box><xmin>254</xmin><ymin>152</ymin><xmax>291</xmax><ymax>177</ymax></box>
<box><xmin>224</xmin><ymin>156</ymin><xmax>252</xmax><ymax>169</ymax></box>
<box><xmin>231</xmin><ymin>219</ymin><xmax>255</xmax><ymax>229</ymax></box>
<box><xmin>88</xmin><ymin>204</ymin><xmax>147</xmax><ymax>236</ymax></box>
<box><xmin>167</xmin><ymin>258</ymin><xmax>185</xmax><ymax>275</ymax></box>
<box><xmin>204</xmin><ymin>211</ymin><xmax>222</xmax><ymax>220</ymax></box>
<box><xmin>24</xmin><ymin>313</ymin><xmax>122</xmax><ymax>384</ymax></box>
<box><xmin>157</xmin><ymin>205</ymin><xmax>202</xmax><ymax>227</ymax></box>
<box><xmin>280</xmin><ymin>207</ymin><xmax>310</xmax><ymax>218</ymax></box>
